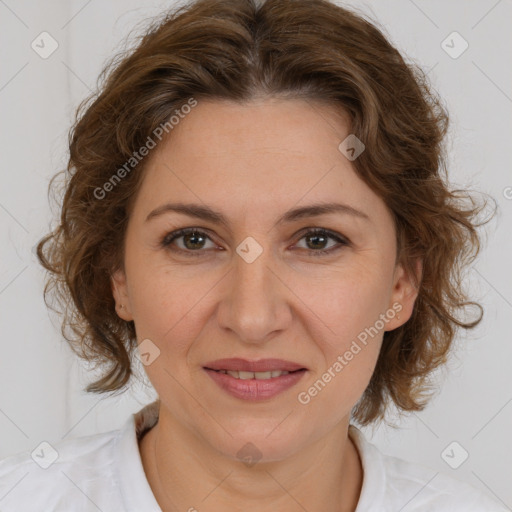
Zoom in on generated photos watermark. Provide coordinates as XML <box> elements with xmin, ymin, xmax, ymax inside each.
<box><xmin>297</xmin><ymin>302</ymin><xmax>403</xmax><ymax>405</ymax></box>
<box><xmin>93</xmin><ymin>97</ymin><xmax>198</xmax><ymax>200</ymax></box>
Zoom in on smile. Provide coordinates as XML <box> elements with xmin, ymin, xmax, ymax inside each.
<box><xmin>203</xmin><ymin>367</ymin><xmax>307</xmax><ymax>401</ymax></box>
<box><xmin>212</xmin><ymin>369</ymin><xmax>293</xmax><ymax>379</ymax></box>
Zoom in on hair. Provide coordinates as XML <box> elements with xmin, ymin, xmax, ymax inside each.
<box><xmin>36</xmin><ymin>0</ymin><xmax>492</xmax><ymax>425</ymax></box>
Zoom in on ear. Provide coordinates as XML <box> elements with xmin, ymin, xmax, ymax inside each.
<box><xmin>111</xmin><ymin>268</ymin><xmax>134</xmax><ymax>321</ymax></box>
<box><xmin>385</xmin><ymin>258</ymin><xmax>422</xmax><ymax>331</ymax></box>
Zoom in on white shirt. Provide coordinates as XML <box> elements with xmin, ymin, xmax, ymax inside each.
<box><xmin>0</xmin><ymin>400</ymin><xmax>507</xmax><ymax>511</ymax></box>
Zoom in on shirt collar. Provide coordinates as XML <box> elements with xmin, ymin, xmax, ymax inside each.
<box><xmin>114</xmin><ymin>399</ymin><xmax>162</xmax><ymax>512</ymax></box>
<box><xmin>349</xmin><ymin>425</ymin><xmax>386</xmax><ymax>511</ymax></box>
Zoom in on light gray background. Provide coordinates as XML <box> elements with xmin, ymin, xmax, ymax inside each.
<box><xmin>1</xmin><ymin>0</ymin><xmax>511</xmax><ymax>508</ymax></box>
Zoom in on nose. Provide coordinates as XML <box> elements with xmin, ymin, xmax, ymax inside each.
<box><xmin>216</xmin><ymin>244</ymin><xmax>293</xmax><ymax>344</ymax></box>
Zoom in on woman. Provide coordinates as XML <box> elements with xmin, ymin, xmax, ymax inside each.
<box><xmin>0</xmin><ymin>0</ymin><xmax>506</xmax><ymax>510</ymax></box>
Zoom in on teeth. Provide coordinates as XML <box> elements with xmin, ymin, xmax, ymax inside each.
<box><xmin>255</xmin><ymin>371</ymin><xmax>273</xmax><ymax>380</ymax></box>
<box><xmin>239</xmin><ymin>371</ymin><xmax>256</xmax><ymax>380</ymax></box>
<box><xmin>219</xmin><ymin>370</ymin><xmax>291</xmax><ymax>380</ymax></box>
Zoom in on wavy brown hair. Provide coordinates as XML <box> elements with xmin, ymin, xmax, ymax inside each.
<box><xmin>37</xmin><ymin>0</ymin><xmax>491</xmax><ymax>425</ymax></box>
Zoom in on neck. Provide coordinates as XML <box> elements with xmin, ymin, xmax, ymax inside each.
<box><xmin>139</xmin><ymin>407</ymin><xmax>363</xmax><ymax>512</ymax></box>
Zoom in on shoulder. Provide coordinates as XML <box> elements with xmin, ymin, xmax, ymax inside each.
<box><xmin>0</xmin><ymin>427</ymin><xmax>123</xmax><ymax>511</ymax></box>
<box><xmin>349</xmin><ymin>426</ymin><xmax>508</xmax><ymax>512</ymax></box>
<box><xmin>381</xmin><ymin>450</ymin><xmax>507</xmax><ymax>511</ymax></box>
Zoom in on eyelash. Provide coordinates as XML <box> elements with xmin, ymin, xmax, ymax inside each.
<box><xmin>160</xmin><ymin>227</ymin><xmax>349</xmax><ymax>258</ymax></box>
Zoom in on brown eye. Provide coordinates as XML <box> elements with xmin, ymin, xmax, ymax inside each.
<box><xmin>294</xmin><ymin>228</ymin><xmax>349</xmax><ymax>256</ymax></box>
<box><xmin>161</xmin><ymin>228</ymin><xmax>217</xmax><ymax>255</ymax></box>
<box><xmin>161</xmin><ymin>227</ymin><xmax>349</xmax><ymax>258</ymax></box>
<box><xmin>180</xmin><ymin>231</ymin><xmax>208</xmax><ymax>250</ymax></box>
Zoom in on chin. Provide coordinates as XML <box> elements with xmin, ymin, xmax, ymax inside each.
<box><xmin>198</xmin><ymin>415</ymin><xmax>310</xmax><ymax>463</ymax></box>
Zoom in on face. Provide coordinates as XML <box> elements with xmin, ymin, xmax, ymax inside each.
<box><xmin>112</xmin><ymin>98</ymin><xmax>419</xmax><ymax>461</ymax></box>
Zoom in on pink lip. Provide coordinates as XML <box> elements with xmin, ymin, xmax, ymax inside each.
<box><xmin>204</xmin><ymin>367</ymin><xmax>307</xmax><ymax>401</ymax></box>
<box><xmin>203</xmin><ymin>358</ymin><xmax>307</xmax><ymax>373</ymax></box>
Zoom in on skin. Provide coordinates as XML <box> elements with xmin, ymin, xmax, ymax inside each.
<box><xmin>111</xmin><ymin>98</ymin><xmax>420</xmax><ymax>512</ymax></box>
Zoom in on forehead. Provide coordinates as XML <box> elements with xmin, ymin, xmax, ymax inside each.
<box><xmin>133</xmin><ymin>98</ymin><xmax>387</xmax><ymax>224</ymax></box>
<box><xmin>161</xmin><ymin>98</ymin><xmax>349</xmax><ymax>166</ymax></box>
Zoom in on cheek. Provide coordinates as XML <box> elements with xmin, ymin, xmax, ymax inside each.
<box><xmin>290</xmin><ymin>259</ymin><xmax>391</xmax><ymax>402</ymax></box>
<box><xmin>288</xmin><ymin>326</ymin><xmax>381</xmax><ymax>447</ymax></box>
<box><xmin>292</xmin><ymin>260</ymin><xmax>392</xmax><ymax>343</ymax></box>
<box><xmin>302</xmin><ymin>343</ymin><xmax>382</xmax><ymax>421</ymax></box>
<box><xmin>296</xmin><ymin>273</ymin><xmax>386</xmax><ymax>415</ymax></box>
<box><xmin>126</xmin><ymin>259</ymin><xmax>219</xmax><ymax>361</ymax></box>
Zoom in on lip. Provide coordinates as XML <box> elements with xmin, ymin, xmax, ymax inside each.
<box><xmin>203</xmin><ymin>358</ymin><xmax>307</xmax><ymax>373</ymax></box>
<box><xmin>204</xmin><ymin>367</ymin><xmax>307</xmax><ymax>401</ymax></box>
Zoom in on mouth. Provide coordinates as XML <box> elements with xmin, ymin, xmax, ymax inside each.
<box><xmin>203</xmin><ymin>357</ymin><xmax>307</xmax><ymax>373</ymax></box>
<box><xmin>202</xmin><ymin>358</ymin><xmax>308</xmax><ymax>401</ymax></box>
<box><xmin>205</xmin><ymin>368</ymin><xmax>306</xmax><ymax>380</ymax></box>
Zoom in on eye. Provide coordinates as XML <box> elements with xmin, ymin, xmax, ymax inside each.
<box><xmin>161</xmin><ymin>226</ymin><xmax>349</xmax><ymax>258</ymax></box>
<box><xmin>161</xmin><ymin>227</ymin><xmax>218</xmax><ymax>256</ymax></box>
<box><xmin>293</xmin><ymin>228</ymin><xmax>349</xmax><ymax>257</ymax></box>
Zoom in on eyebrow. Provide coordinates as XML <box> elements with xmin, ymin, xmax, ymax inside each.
<box><xmin>145</xmin><ymin>201</ymin><xmax>370</xmax><ymax>228</ymax></box>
